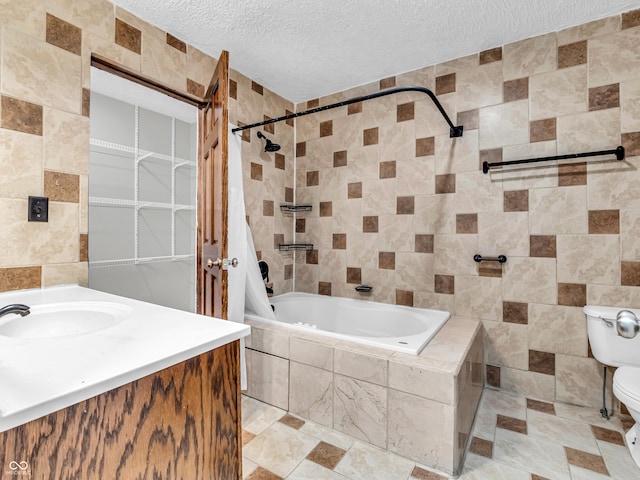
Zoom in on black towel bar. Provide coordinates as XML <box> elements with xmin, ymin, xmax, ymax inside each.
<box><xmin>482</xmin><ymin>146</ymin><xmax>625</xmax><ymax>174</ymax></box>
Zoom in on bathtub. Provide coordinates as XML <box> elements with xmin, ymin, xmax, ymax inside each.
<box><xmin>244</xmin><ymin>292</ymin><xmax>449</xmax><ymax>354</ymax></box>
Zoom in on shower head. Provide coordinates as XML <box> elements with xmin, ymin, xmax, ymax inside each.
<box><xmin>257</xmin><ymin>131</ymin><xmax>281</xmax><ymax>152</ymax></box>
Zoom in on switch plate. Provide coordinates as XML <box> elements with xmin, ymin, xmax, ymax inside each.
<box><xmin>28</xmin><ymin>196</ymin><xmax>48</xmax><ymax>222</ymax></box>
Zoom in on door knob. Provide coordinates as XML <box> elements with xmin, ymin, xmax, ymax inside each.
<box><xmin>207</xmin><ymin>257</ymin><xmax>222</xmax><ymax>268</ymax></box>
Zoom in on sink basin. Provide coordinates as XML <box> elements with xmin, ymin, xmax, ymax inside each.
<box><xmin>0</xmin><ymin>302</ymin><xmax>133</xmax><ymax>339</ymax></box>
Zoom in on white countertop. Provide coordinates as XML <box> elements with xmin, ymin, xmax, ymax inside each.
<box><xmin>0</xmin><ymin>285</ymin><xmax>249</xmax><ymax>432</ymax></box>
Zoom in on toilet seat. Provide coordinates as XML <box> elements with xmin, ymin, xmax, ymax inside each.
<box><xmin>613</xmin><ymin>366</ymin><xmax>640</xmax><ymax>411</ymax></box>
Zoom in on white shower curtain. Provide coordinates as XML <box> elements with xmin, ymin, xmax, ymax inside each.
<box><xmin>227</xmin><ymin>125</ymin><xmax>275</xmax><ymax>390</ymax></box>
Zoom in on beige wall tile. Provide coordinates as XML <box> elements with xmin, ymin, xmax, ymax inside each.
<box><xmin>435</xmin><ymin>54</ymin><xmax>478</xmax><ymax>75</ymax></box>
<box><xmin>289</xmin><ymin>361</ymin><xmax>333</xmax><ymax>427</ymax></box>
<box><xmin>556</xmin><ymin>108</ymin><xmax>620</xmax><ymax>154</ymax></box>
<box><xmin>83</xmin><ymin>32</ymin><xmax>141</xmax><ymax>87</ymax></box>
<box><xmin>499</xmin><ymin>365</ymin><xmax>556</xmax><ymax>402</ymax></box>
<box><xmin>388</xmin><ymin>390</ymin><xmax>456</xmax><ymax>474</ymax></box>
<box><xmin>396</xmin><ymin>65</ymin><xmax>435</xmax><ymax>89</ymax></box>
<box><xmin>529</xmin><ymin>186</ymin><xmax>587</xmax><ymax>234</ymax></box>
<box><xmin>0</xmin><ymin>0</ymin><xmax>45</xmax><ymax>40</ymax></box>
<box><xmin>414</xmin><ymin>92</ymin><xmax>456</xmax><ymax>138</ymax></box>
<box><xmin>587</xmin><ymin>285</ymin><xmax>640</xmax><ymax>308</ymax></box>
<box><xmin>557</xmin><ymin>235</ymin><xmax>620</xmax><ymax>284</ymax></box>
<box><xmin>0</xmin><ymin>129</ymin><xmax>42</xmax><ymax>198</ymax></box>
<box><xmin>503</xmin><ymin>33</ymin><xmax>557</xmax><ymax>81</ymax></box>
<box><xmin>249</xmin><ymin>326</ymin><xmax>290</xmax><ymax>358</ymax></box>
<box><xmin>620</xmin><ymin>209</ymin><xmax>640</xmax><ymax>260</ymax></box>
<box><xmin>589</xmin><ymin>26</ymin><xmax>640</xmax><ymax>87</ymax></box>
<box><xmin>455</xmin><ymin>170</ymin><xmax>503</xmax><ymax>213</ymax></box>
<box><xmin>483</xmin><ymin>320</ymin><xmax>528</xmax><ymax>370</ymax></box>
<box><xmin>187</xmin><ymin>46</ymin><xmax>217</xmax><ymax>93</ymax></box>
<box><xmin>434</xmin><ymin>234</ymin><xmax>478</xmax><ymax>276</ymax></box>
<box><xmin>44</xmin><ymin>108</ymin><xmax>89</xmax><ymax>174</ymax></box>
<box><xmin>142</xmin><ymin>32</ymin><xmax>187</xmax><ymax>93</ymax></box>
<box><xmin>47</xmin><ymin>0</ymin><xmax>114</xmax><ymax>40</ymax></box>
<box><xmin>388</xmin><ymin>357</ymin><xmax>456</xmax><ymax>404</ymax></box>
<box><xmin>246</xmin><ymin>349</ymin><xmax>289</xmax><ymax>410</ymax></box>
<box><xmin>3</xmin><ymin>28</ymin><xmax>82</xmax><ymax>113</ymax></box>
<box><xmin>334</xmin><ymin>343</ymin><xmax>391</xmax><ymax>386</ymax></box>
<box><xmin>378</xmin><ymin>215</ymin><xmax>414</xmax><ymax>251</ymax></box>
<box><xmin>529</xmin><ymin>304</ymin><xmax>588</xmax><ymax>357</ymax></box>
<box><xmin>289</xmin><ymin>336</ymin><xmax>335</xmax><ymax>370</ymax></box>
<box><xmin>414</xmin><ymin>194</ymin><xmax>456</xmax><ymax>234</ymax></box>
<box><xmin>478</xmin><ymin>212</ymin><xmax>529</xmax><ymax>256</ymax></box>
<box><xmin>479</xmin><ymin>100</ymin><xmax>529</xmax><ymax>149</ymax></box>
<box><xmin>435</xmin><ymin>130</ymin><xmax>479</xmax><ymax>174</ymax></box>
<box><xmin>556</xmin><ymin>354</ymin><xmax>609</xmax><ymax>408</ymax></box>
<box><xmin>396</xmin><ymin>157</ymin><xmax>435</xmax><ymax>196</ymax></box>
<box><xmin>620</xmin><ymin>79</ymin><xmax>640</xmax><ymax>133</ymax></box>
<box><xmin>455</xmin><ymin>275</ymin><xmax>502</xmax><ymax>320</ymax></box>
<box><xmin>42</xmin><ymin>262</ymin><xmax>88</xmax><ymax>287</ymax></box>
<box><xmin>456</xmin><ymin>62</ymin><xmax>503</xmax><ymax>111</ymax></box>
<box><xmin>502</xmin><ymin>257</ymin><xmax>557</xmax><ymax>304</ymax></box>
<box><xmin>529</xmin><ymin>65</ymin><xmax>587</xmax><ymax>120</ymax></box>
<box><xmin>498</xmin><ymin>141</ymin><xmax>558</xmax><ymax>190</ymax></box>
<box><xmin>557</xmin><ymin>16</ymin><xmax>620</xmax><ymax>45</ymax></box>
<box><xmin>395</xmin><ymin>252</ymin><xmax>434</xmax><ymax>292</ymax></box>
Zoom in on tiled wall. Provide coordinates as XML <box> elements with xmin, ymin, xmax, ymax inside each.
<box><xmin>292</xmin><ymin>9</ymin><xmax>640</xmax><ymax>409</ymax></box>
<box><xmin>0</xmin><ymin>0</ymin><xmax>215</xmax><ymax>291</ymax></box>
<box><xmin>0</xmin><ymin>0</ymin><xmax>293</xmax><ymax>296</ymax></box>
<box><xmin>229</xmin><ymin>73</ymin><xmax>295</xmax><ymax>295</ymax></box>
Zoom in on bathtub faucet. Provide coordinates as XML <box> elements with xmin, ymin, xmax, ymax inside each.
<box><xmin>0</xmin><ymin>304</ymin><xmax>30</xmax><ymax>318</ymax></box>
<box><xmin>355</xmin><ymin>285</ymin><xmax>373</xmax><ymax>293</ymax></box>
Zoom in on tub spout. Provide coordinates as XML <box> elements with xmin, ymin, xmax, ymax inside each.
<box><xmin>0</xmin><ymin>304</ymin><xmax>30</xmax><ymax>318</ymax></box>
<box><xmin>355</xmin><ymin>285</ymin><xmax>373</xmax><ymax>293</ymax></box>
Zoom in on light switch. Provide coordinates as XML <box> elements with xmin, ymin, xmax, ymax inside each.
<box><xmin>28</xmin><ymin>196</ymin><xmax>48</xmax><ymax>222</ymax></box>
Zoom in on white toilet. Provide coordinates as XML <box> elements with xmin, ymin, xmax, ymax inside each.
<box><xmin>585</xmin><ymin>305</ymin><xmax>640</xmax><ymax>467</ymax></box>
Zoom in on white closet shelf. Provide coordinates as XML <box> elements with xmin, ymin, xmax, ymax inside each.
<box><xmin>89</xmin><ymin>197</ymin><xmax>195</xmax><ymax>211</ymax></box>
<box><xmin>89</xmin><ymin>254</ymin><xmax>195</xmax><ymax>268</ymax></box>
<box><xmin>90</xmin><ymin>138</ymin><xmax>196</xmax><ymax>168</ymax></box>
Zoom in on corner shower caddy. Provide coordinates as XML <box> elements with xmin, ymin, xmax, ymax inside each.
<box><xmin>88</xmin><ymin>106</ymin><xmax>196</xmax><ymax>268</ymax></box>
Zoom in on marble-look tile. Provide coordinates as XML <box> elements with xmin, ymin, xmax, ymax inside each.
<box><xmin>395</xmin><ymin>252</ymin><xmax>434</xmax><ymax>293</ymax></box>
<box><xmin>528</xmin><ymin>304</ymin><xmax>587</xmax><ymax>357</ymax></box>
<box><xmin>333</xmin><ymin>375</ymin><xmax>387</xmax><ymax>448</ymax></box>
<box><xmin>44</xmin><ymin>171</ymin><xmax>79</xmax><ymax>203</ymax></box>
<box><xmin>3</xmin><ymin>28</ymin><xmax>81</xmax><ymax>113</ymax></box>
<box><xmin>46</xmin><ymin>13</ymin><xmax>81</xmax><ymax>56</ymax></box>
<box><xmin>0</xmin><ymin>266</ymin><xmax>41</xmax><ymax>292</ymax></box>
<box><xmin>459</xmin><ymin>452</ymin><xmax>530</xmax><ymax>480</ymax></box>
<box><xmin>388</xmin><ymin>389</ymin><xmax>455</xmax><ymax>473</ymax></box>
<box><xmin>378</xmin><ymin>215</ymin><xmax>414</xmax><ymax>251</ymax></box>
<box><xmin>556</xmin><ymin>109</ymin><xmax>620</xmax><ymax>154</ymax></box>
<box><xmin>529</xmin><ymin>65</ymin><xmax>587</xmax><ymax>121</ymax></box>
<box><xmin>289</xmin><ymin>336</ymin><xmax>335</xmax><ymax>371</ymax></box>
<box><xmin>587</xmin><ymin>285</ymin><xmax>640</xmax><ymax>307</ymax></box>
<box><xmin>42</xmin><ymin>262</ymin><xmax>87</xmax><ymax>287</ymax></box>
<box><xmin>435</xmin><ymin>130</ymin><xmax>480</xmax><ymax>174</ymax></box>
<box><xmin>249</xmin><ymin>326</ymin><xmax>290</xmax><ymax>358</ymax></box>
<box><xmin>557</xmin><ymin>41</ymin><xmax>587</xmax><ymax>69</ymax></box>
<box><xmin>47</xmin><ymin>0</ymin><xmax>114</xmax><ymax>40</ymax></box>
<box><xmin>455</xmin><ymin>171</ymin><xmax>503</xmax><ymax>213</ymax></box>
<box><xmin>621</xmin><ymin>79</ymin><xmax>640</xmax><ymax>133</ymax></box>
<box><xmin>388</xmin><ymin>357</ymin><xmax>455</xmax><ymax>405</ymax></box>
<box><xmin>478</xmin><ymin>212</ymin><xmax>529</xmax><ymax>256</ymax></box>
<box><xmin>597</xmin><ymin>439</ymin><xmax>640</xmax><ymax>480</ymax></box>
<box><xmin>434</xmin><ymin>234</ymin><xmax>478</xmax><ymax>276</ymax></box>
<box><xmin>557</xmin><ymin>16</ymin><xmax>620</xmax><ymax>45</ymax></box>
<box><xmin>527</xmin><ymin>409</ymin><xmax>599</xmax><ymax>454</ymax></box>
<box><xmin>483</xmin><ymin>321</ymin><xmax>528</xmax><ymax>370</ymax></box>
<box><xmin>306</xmin><ymin>441</ymin><xmax>346</xmax><ymax>470</ymax></box>
<box><xmin>565</xmin><ymin>447</ymin><xmax>609</xmax><ymax>475</ymax></box>
<box><xmin>287</xmin><ymin>460</ymin><xmax>347</xmax><ymax>480</ymax></box>
<box><xmin>456</xmin><ymin>62</ymin><xmax>503</xmax><ymax>111</ymax></box>
<box><xmin>502</xmin><ymin>257</ymin><xmax>557</xmax><ymax>304</ymax></box>
<box><xmin>589</xmin><ymin>26</ymin><xmax>640</xmax><ymax>87</ymax></box>
<box><xmin>242</xmin><ymin>395</ymin><xmax>287</xmax><ymax>435</ymax></box>
<box><xmin>529</xmin><ymin>186</ymin><xmax>587</xmax><ymax>234</ymax></box>
<box><xmin>455</xmin><ymin>276</ymin><xmax>502</xmax><ymax>321</ymax></box>
<box><xmin>493</xmin><ymin>427</ymin><xmax>570</xmax><ymax>480</ymax></box>
<box><xmin>289</xmin><ymin>361</ymin><xmax>333</xmax><ymax>428</ymax></box>
<box><xmin>298</xmin><ymin>419</ymin><xmax>355</xmax><ymax>452</ymax></box>
<box><xmin>415</xmin><ymin>92</ymin><xmax>457</xmax><ymax>138</ymax></box>
<box><xmin>0</xmin><ymin>0</ymin><xmax>45</xmax><ymax>40</ymax></box>
<box><xmin>243</xmin><ymin>421</ymin><xmax>319</xmax><ymax>478</ymax></box>
<box><xmin>498</xmin><ymin>141</ymin><xmax>558</xmax><ymax>191</ymax></box>
<box><xmin>620</xmin><ymin>209</ymin><xmax>640</xmax><ymax>261</ymax></box>
<box><xmin>1</xmin><ymin>96</ymin><xmax>43</xmax><ymax>136</ymax></box>
<box><xmin>553</xmin><ymin>402</ymin><xmax>624</xmax><ymax>432</ymax></box>
<box><xmin>478</xmin><ymin>100</ymin><xmax>529</xmax><ymax>150</ymax></box>
<box><xmin>555</xmin><ymin>355</ymin><xmax>609</xmax><ymax>408</ymax></box>
<box><xmin>503</xmin><ymin>33</ymin><xmax>557</xmax><ymax>81</ymax></box>
<box><xmin>414</xmin><ymin>194</ymin><xmax>455</xmax><ymax>234</ymax></box>
<box><xmin>43</xmin><ymin>108</ymin><xmax>89</xmax><ymax>174</ymax></box>
<box><xmin>587</xmin><ymin>156</ymin><xmax>640</xmax><ymax>210</ymax></box>
<box><xmin>0</xmin><ymin>129</ymin><xmax>42</xmax><ymax>198</ymax></box>
<box><xmin>83</xmin><ymin>32</ymin><xmax>141</xmax><ymax>83</ymax></box>
<box><xmin>335</xmin><ymin>441</ymin><xmax>414</xmax><ymax>480</ymax></box>
<box><xmin>246</xmin><ymin>349</ymin><xmax>289</xmax><ymax>411</ymax></box>
<box><xmin>557</xmin><ymin>235</ymin><xmax>620</xmax><ymax>285</ymax></box>
<box><xmin>499</xmin><ymin>366</ymin><xmax>556</xmax><ymax>402</ymax></box>
<box><xmin>187</xmin><ymin>46</ymin><xmax>217</xmax><ymax>92</ymax></box>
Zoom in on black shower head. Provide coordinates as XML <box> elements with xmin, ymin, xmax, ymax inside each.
<box><xmin>257</xmin><ymin>131</ymin><xmax>281</xmax><ymax>152</ymax></box>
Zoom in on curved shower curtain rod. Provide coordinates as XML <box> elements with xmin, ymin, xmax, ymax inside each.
<box><xmin>231</xmin><ymin>86</ymin><xmax>464</xmax><ymax>138</ymax></box>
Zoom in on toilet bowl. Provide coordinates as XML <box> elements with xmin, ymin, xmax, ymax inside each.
<box><xmin>584</xmin><ymin>305</ymin><xmax>640</xmax><ymax>468</ymax></box>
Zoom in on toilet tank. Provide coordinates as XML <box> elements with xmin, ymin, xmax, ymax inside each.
<box><xmin>584</xmin><ymin>305</ymin><xmax>640</xmax><ymax>367</ymax></box>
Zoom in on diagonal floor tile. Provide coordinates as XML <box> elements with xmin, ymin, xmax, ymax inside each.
<box><xmin>334</xmin><ymin>441</ymin><xmax>414</xmax><ymax>480</ymax></box>
<box><xmin>458</xmin><ymin>452</ymin><xmax>530</xmax><ymax>480</ymax></box>
<box><xmin>473</xmin><ymin>389</ymin><xmax>527</xmax><ymax>441</ymax></box>
<box><xmin>597</xmin><ymin>440</ymin><xmax>639</xmax><ymax>480</ymax></box>
<box><xmin>299</xmin><ymin>419</ymin><xmax>356</xmax><ymax>451</ymax></box>
<box><xmin>527</xmin><ymin>409</ymin><xmax>599</xmax><ymax>454</ymax></box>
<box><xmin>243</xmin><ymin>421</ymin><xmax>320</xmax><ymax>478</ymax></box>
<box><xmin>565</xmin><ymin>447</ymin><xmax>609</xmax><ymax>476</ymax></box>
<box><xmin>243</xmin><ymin>395</ymin><xmax>287</xmax><ymax>435</ymax></box>
<box><xmin>306</xmin><ymin>441</ymin><xmax>346</xmax><ymax>470</ymax></box>
<box><xmin>286</xmin><ymin>460</ymin><xmax>348</xmax><ymax>479</ymax></box>
<box><xmin>591</xmin><ymin>425</ymin><xmax>624</xmax><ymax>446</ymax></box>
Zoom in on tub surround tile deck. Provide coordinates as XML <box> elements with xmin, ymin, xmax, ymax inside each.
<box><xmin>242</xmin><ymin>389</ymin><xmax>636</xmax><ymax>480</ymax></box>
<box><xmin>244</xmin><ymin>316</ymin><xmax>483</xmax><ymax>474</ymax></box>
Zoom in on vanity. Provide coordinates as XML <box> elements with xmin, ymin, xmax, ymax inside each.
<box><xmin>0</xmin><ymin>285</ymin><xmax>250</xmax><ymax>479</ymax></box>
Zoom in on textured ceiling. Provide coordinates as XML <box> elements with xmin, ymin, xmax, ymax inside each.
<box><xmin>111</xmin><ymin>0</ymin><xmax>640</xmax><ymax>102</ymax></box>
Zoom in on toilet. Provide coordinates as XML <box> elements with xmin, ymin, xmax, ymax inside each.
<box><xmin>585</xmin><ymin>305</ymin><xmax>640</xmax><ymax>467</ymax></box>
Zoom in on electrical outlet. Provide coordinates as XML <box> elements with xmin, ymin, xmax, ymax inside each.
<box><xmin>28</xmin><ymin>196</ymin><xmax>48</xmax><ymax>222</ymax></box>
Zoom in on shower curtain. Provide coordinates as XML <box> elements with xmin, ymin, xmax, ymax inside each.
<box><xmin>227</xmin><ymin>125</ymin><xmax>275</xmax><ymax>390</ymax></box>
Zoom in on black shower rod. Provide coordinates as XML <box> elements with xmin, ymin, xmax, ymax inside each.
<box><xmin>231</xmin><ymin>86</ymin><xmax>464</xmax><ymax>138</ymax></box>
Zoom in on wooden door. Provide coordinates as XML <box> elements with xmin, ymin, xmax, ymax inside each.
<box><xmin>197</xmin><ymin>51</ymin><xmax>229</xmax><ymax>318</ymax></box>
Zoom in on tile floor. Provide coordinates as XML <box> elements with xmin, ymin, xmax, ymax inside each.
<box><xmin>241</xmin><ymin>388</ymin><xmax>639</xmax><ymax>480</ymax></box>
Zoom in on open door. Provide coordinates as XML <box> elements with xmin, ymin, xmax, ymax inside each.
<box><xmin>197</xmin><ymin>51</ymin><xmax>229</xmax><ymax>318</ymax></box>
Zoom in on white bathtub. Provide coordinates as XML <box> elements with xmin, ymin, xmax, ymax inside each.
<box><xmin>244</xmin><ymin>292</ymin><xmax>449</xmax><ymax>354</ymax></box>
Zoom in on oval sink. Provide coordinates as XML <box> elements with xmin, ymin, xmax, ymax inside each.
<box><xmin>0</xmin><ymin>302</ymin><xmax>133</xmax><ymax>339</ymax></box>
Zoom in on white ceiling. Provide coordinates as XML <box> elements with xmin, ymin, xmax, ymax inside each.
<box><xmin>111</xmin><ymin>0</ymin><xmax>640</xmax><ymax>103</ymax></box>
